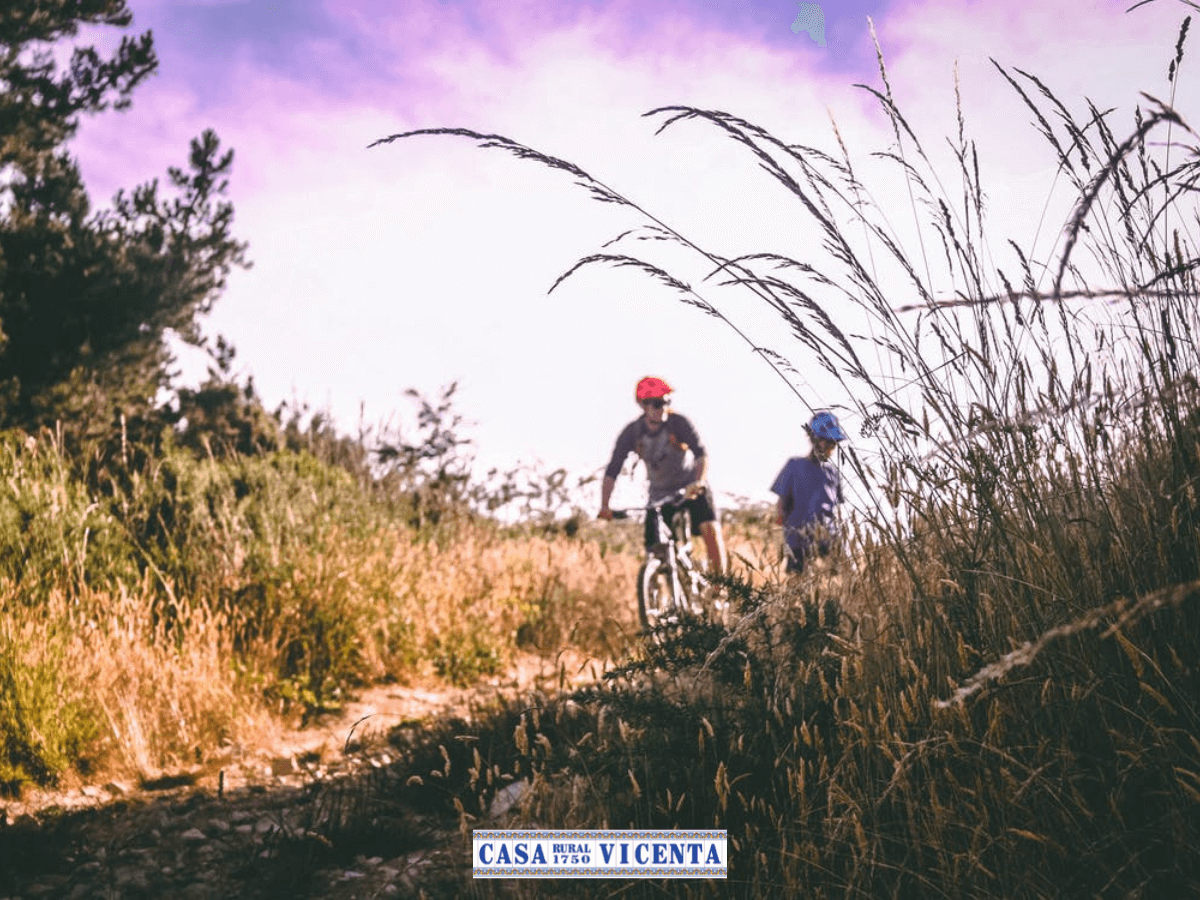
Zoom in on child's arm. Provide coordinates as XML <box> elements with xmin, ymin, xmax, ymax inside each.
<box><xmin>770</xmin><ymin>461</ymin><xmax>795</xmax><ymax>526</ymax></box>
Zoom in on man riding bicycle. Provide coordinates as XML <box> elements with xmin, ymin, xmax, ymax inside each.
<box><xmin>597</xmin><ymin>376</ymin><xmax>727</xmax><ymax>577</ymax></box>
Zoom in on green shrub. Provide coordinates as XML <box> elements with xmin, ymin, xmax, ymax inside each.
<box><xmin>0</xmin><ymin>635</ymin><xmax>98</xmax><ymax>793</ymax></box>
<box><xmin>429</xmin><ymin>625</ymin><xmax>504</xmax><ymax>688</ymax></box>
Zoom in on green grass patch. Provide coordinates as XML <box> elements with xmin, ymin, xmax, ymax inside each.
<box><xmin>0</xmin><ymin>635</ymin><xmax>98</xmax><ymax>793</ymax></box>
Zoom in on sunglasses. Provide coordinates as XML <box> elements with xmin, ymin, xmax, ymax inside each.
<box><xmin>641</xmin><ymin>397</ymin><xmax>669</xmax><ymax>409</ymax></box>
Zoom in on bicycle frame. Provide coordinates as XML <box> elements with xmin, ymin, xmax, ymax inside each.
<box><xmin>614</xmin><ymin>489</ymin><xmax>707</xmax><ymax>631</ymax></box>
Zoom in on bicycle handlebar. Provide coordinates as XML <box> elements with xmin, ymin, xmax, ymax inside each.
<box><xmin>609</xmin><ymin>486</ymin><xmax>698</xmax><ymax>519</ymax></box>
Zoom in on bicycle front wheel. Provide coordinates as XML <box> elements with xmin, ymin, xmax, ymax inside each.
<box><xmin>636</xmin><ymin>556</ymin><xmax>676</xmax><ymax>632</ymax></box>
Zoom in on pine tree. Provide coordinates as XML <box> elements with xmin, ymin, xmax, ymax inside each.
<box><xmin>0</xmin><ymin>1</ymin><xmax>250</xmax><ymax>442</ymax></box>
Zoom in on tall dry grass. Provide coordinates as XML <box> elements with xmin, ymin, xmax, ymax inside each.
<box><xmin>0</xmin><ymin>423</ymin><xmax>641</xmax><ymax>792</ymax></box>
<box><xmin>354</xmin><ymin>4</ymin><xmax>1200</xmax><ymax>897</ymax></box>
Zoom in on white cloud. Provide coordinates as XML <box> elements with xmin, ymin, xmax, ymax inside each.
<box><xmin>65</xmin><ymin>0</ymin><xmax>1199</xmax><ymax>510</ymax></box>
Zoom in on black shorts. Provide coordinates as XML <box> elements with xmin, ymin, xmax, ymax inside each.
<box><xmin>644</xmin><ymin>491</ymin><xmax>717</xmax><ymax>551</ymax></box>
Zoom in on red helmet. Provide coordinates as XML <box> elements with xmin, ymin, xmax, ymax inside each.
<box><xmin>635</xmin><ymin>376</ymin><xmax>673</xmax><ymax>402</ymax></box>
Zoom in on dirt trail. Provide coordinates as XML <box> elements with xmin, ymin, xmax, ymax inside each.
<box><xmin>0</xmin><ymin>650</ymin><xmax>603</xmax><ymax>899</ymax></box>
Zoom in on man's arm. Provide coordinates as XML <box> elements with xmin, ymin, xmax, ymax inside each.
<box><xmin>599</xmin><ymin>423</ymin><xmax>637</xmax><ymax>519</ymax></box>
<box><xmin>672</xmin><ymin>415</ymin><xmax>709</xmax><ymax>498</ymax></box>
<box><xmin>598</xmin><ymin>475</ymin><xmax>617</xmax><ymax>520</ymax></box>
<box><xmin>673</xmin><ymin>414</ymin><xmax>706</xmax><ymax>459</ymax></box>
<box><xmin>686</xmin><ymin>453</ymin><xmax>709</xmax><ymax>498</ymax></box>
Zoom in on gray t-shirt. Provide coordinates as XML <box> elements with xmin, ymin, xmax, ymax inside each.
<box><xmin>604</xmin><ymin>413</ymin><xmax>707</xmax><ymax>504</ymax></box>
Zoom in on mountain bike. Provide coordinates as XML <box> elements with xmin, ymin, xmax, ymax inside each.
<box><xmin>612</xmin><ymin>487</ymin><xmax>718</xmax><ymax>632</ymax></box>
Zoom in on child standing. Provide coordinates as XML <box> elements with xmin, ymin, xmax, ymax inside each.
<box><xmin>770</xmin><ymin>411</ymin><xmax>847</xmax><ymax>575</ymax></box>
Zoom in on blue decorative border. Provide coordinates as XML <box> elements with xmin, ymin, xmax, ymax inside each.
<box><xmin>472</xmin><ymin>830</ymin><xmax>729</xmax><ymax>878</ymax></box>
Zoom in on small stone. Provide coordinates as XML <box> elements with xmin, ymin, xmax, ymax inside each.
<box><xmin>270</xmin><ymin>756</ymin><xmax>298</xmax><ymax>776</ymax></box>
<box><xmin>489</xmin><ymin>779</ymin><xmax>530</xmax><ymax>818</ymax></box>
<box><xmin>104</xmin><ymin>781</ymin><xmax>132</xmax><ymax>796</ymax></box>
<box><xmin>180</xmin><ymin>827</ymin><xmax>207</xmax><ymax>842</ymax></box>
<box><xmin>340</xmin><ymin>870</ymin><xmax>367</xmax><ymax>880</ymax></box>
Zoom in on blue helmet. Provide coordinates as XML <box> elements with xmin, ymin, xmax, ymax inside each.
<box><xmin>807</xmin><ymin>411</ymin><xmax>846</xmax><ymax>442</ymax></box>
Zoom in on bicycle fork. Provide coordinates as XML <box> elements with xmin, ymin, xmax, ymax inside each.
<box><xmin>669</xmin><ymin>546</ymin><xmax>689</xmax><ymax>614</ymax></box>
<box><xmin>652</xmin><ymin>542</ymin><xmax>686</xmax><ymax>615</ymax></box>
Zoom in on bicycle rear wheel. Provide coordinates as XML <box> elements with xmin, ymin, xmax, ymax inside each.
<box><xmin>636</xmin><ymin>556</ymin><xmax>676</xmax><ymax>631</ymax></box>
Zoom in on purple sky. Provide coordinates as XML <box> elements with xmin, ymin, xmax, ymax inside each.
<box><xmin>63</xmin><ymin>0</ymin><xmax>1194</xmax><ymax>510</ymax></box>
<box><xmin>140</xmin><ymin>1</ymin><xmax>896</xmax><ymax>86</ymax></box>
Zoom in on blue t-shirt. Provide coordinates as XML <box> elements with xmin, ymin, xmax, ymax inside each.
<box><xmin>770</xmin><ymin>456</ymin><xmax>842</xmax><ymax>550</ymax></box>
